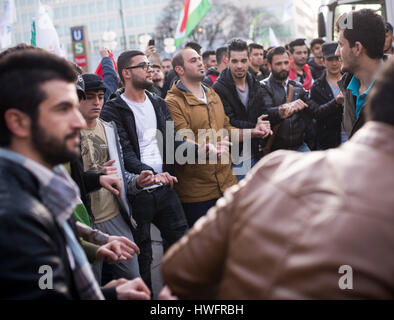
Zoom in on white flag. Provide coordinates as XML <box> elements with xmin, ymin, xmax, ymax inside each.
<box><xmin>0</xmin><ymin>0</ymin><xmax>17</xmax><ymax>49</ymax></box>
<box><xmin>282</xmin><ymin>0</ymin><xmax>294</xmax><ymax>23</ymax></box>
<box><xmin>269</xmin><ymin>27</ymin><xmax>279</xmax><ymax>47</ymax></box>
<box><xmin>31</xmin><ymin>0</ymin><xmax>64</xmax><ymax>57</ymax></box>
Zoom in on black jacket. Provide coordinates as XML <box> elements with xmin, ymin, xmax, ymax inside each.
<box><xmin>308</xmin><ymin>58</ymin><xmax>326</xmax><ymax>80</ymax></box>
<box><xmin>261</xmin><ymin>74</ymin><xmax>340</xmax><ymax>150</ymax></box>
<box><xmin>213</xmin><ymin>68</ymin><xmax>281</xmax><ymax>157</ymax></box>
<box><xmin>248</xmin><ymin>66</ymin><xmax>270</xmax><ymax>82</ymax></box>
<box><xmin>338</xmin><ymin>71</ymin><xmax>365</xmax><ymax>138</ymax></box>
<box><xmin>0</xmin><ymin>158</ymin><xmax>80</xmax><ymax>299</ymax></box>
<box><xmin>100</xmin><ymin>89</ymin><xmax>197</xmax><ymax>176</ymax></box>
<box><xmin>69</xmin><ymin>158</ymin><xmax>101</xmax><ymax>224</ymax></box>
<box><xmin>310</xmin><ymin>71</ymin><xmax>343</xmax><ymax>149</ymax></box>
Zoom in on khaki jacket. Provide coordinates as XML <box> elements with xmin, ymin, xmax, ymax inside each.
<box><xmin>165</xmin><ymin>81</ymin><xmax>238</xmax><ymax>203</ymax></box>
<box><xmin>162</xmin><ymin>122</ymin><xmax>394</xmax><ymax>299</ymax></box>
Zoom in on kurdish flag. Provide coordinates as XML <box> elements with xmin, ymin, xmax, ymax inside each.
<box><xmin>174</xmin><ymin>0</ymin><xmax>212</xmax><ymax>48</ymax></box>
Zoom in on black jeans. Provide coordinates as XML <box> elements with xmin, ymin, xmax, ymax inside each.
<box><xmin>131</xmin><ymin>185</ymin><xmax>188</xmax><ymax>289</ymax></box>
<box><xmin>182</xmin><ymin>199</ymin><xmax>218</xmax><ymax>227</ymax></box>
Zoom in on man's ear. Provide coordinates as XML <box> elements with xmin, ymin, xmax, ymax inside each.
<box><xmin>122</xmin><ymin>68</ymin><xmax>131</xmax><ymax>82</ymax></box>
<box><xmin>174</xmin><ymin>65</ymin><xmax>184</xmax><ymax>77</ymax></box>
<box><xmin>4</xmin><ymin>109</ymin><xmax>31</xmax><ymax>139</ymax></box>
<box><xmin>353</xmin><ymin>41</ymin><xmax>363</xmax><ymax>57</ymax></box>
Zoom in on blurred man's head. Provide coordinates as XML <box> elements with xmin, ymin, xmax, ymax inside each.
<box><xmin>289</xmin><ymin>38</ymin><xmax>309</xmax><ymax>67</ymax></box>
<box><xmin>184</xmin><ymin>41</ymin><xmax>202</xmax><ymax>56</ymax></box>
<box><xmin>79</xmin><ymin>74</ymin><xmax>106</xmax><ymax>123</ymax></box>
<box><xmin>267</xmin><ymin>46</ymin><xmax>290</xmax><ymax>81</ymax></box>
<box><xmin>172</xmin><ymin>48</ymin><xmax>205</xmax><ymax>83</ymax></box>
<box><xmin>248</xmin><ymin>43</ymin><xmax>264</xmax><ymax>68</ymax></box>
<box><xmin>0</xmin><ymin>48</ymin><xmax>86</xmax><ymax>167</ymax></box>
<box><xmin>322</xmin><ymin>43</ymin><xmax>342</xmax><ymax>77</ymax></box>
<box><xmin>228</xmin><ymin>38</ymin><xmax>249</xmax><ymax>80</ymax></box>
<box><xmin>202</xmin><ymin>50</ymin><xmax>217</xmax><ymax>72</ymax></box>
<box><xmin>335</xmin><ymin>9</ymin><xmax>385</xmax><ymax>73</ymax></box>
<box><xmin>216</xmin><ymin>46</ymin><xmax>228</xmax><ymax>73</ymax></box>
<box><xmin>310</xmin><ymin>38</ymin><xmax>325</xmax><ymax>59</ymax></box>
<box><xmin>152</xmin><ymin>64</ymin><xmax>164</xmax><ymax>87</ymax></box>
<box><xmin>117</xmin><ymin>50</ymin><xmax>153</xmax><ymax>90</ymax></box>
<box><xmin>161</xmin><ymin>58</ymin><xmax>173</xmax><ymax>74</ymax></box>
<box><xmin>384</xmin><ymin>22</ymin><xmax>393</xmax><ymax>54</ymax></box>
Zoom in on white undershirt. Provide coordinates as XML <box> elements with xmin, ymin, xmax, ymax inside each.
<box><xmin>198</xmin><ymin>89</ymin><xmax>207</xmax><ymax>104</ymax></box>
<box><xmin>121</xmin><ymin>93</ymin><xmax>163</xmax><ymax>176</ymax></box>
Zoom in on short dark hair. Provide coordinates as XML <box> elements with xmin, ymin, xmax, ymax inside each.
<box><xmin>227</xmin><ymin>38</ymin><xmax>248</xmax><ymax>58</ymax></box>
<box><xmin>366</xmin><ymin>57</ymin><xmax>394</xmax><ymax>126</ymax></box>
<box><xmin>0</xmin><ymin>48</ymin><xmax>76</xmax><ymax>146</ymax></box>
<box><xmin>248</xmin><ymin>43</ymin><xmax>264</xmax><ymax>56</ymax></box>
<box><xmin>289</xmin><ymin>38</ymin><xmax>307</xmax><ymax>54</ymax></box>
<box><xmin>216</xmin><ymin>46</ymin><xmax>228</xmax><ymax>65</ymax></box>
<box><xmin>0</xmin><ymin>43</ymin><xmax>35</xmax><ymax>60</ymax></box>
<box><xmin>172</xmin><ymin>49</ymin><xmax>186</xmax><ymax>76</ymax></box>
<box><xmin>162</xmin><ymin>58</ymin><xmax>171</xmax><ymax>63</ymax></box>
<box><xmin>267</xmin><ymin>46</ymin><xmax>289</xmax><ymax>64</ymax></box>
<box><xmin>202</xmin><ymin>50</ymin><xmax>216</xmax><ymax>61</ymax></box>
<box><xmin>335</xmin><ymin>9</ymin><xmax>385</xmax><ymax>59</ymax></box>
<box><xmin>310</xmin><ymin>38</ymin><xmax>325</xmax><ymax>49</ymax></box>
<box><xmin>184</xmin><ymin>41</ymin><xmax>202</xmax><ymax>54</ymax></box>
<box><xmin>117</xmin><ymin>50</ymin><xmax>145</xmax><ymax>84</ymax></box>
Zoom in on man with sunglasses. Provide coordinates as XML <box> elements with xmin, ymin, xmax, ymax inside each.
<box><xmin>100</xmin><ymin>50</ymin><xmax>190</xmax><ymax>290</ymax></box>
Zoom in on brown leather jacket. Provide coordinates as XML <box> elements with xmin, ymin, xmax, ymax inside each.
<box><xmin>162</xmin><ymin>122</ymin><xmax>394</xmax><ymax>299</ymax></box>
<box><xmin>165</xmin><ymin>81</ymin><xmax>237</xmax><ymax>203</ymax></box>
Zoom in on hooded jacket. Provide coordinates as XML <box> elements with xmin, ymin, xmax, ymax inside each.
<box><xmin>165</xmin><ymin>81</ymin><xmax>238</xmax><ymax>203</ymax></box>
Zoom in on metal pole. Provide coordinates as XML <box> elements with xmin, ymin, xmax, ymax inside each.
<box><xmin>119</xmin><ymin>0</ymin><xmax>127</xmax><ymax>50</ymax></box>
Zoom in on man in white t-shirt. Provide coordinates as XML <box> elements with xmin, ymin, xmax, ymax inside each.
<box><xmin>101</xmin><ymin>51</ymin><xmax>192</xmax><ymax>290</ymax></box>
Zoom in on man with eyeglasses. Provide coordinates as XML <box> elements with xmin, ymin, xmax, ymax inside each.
<box><xmin>100</xmin><ymin>50</ymin><xmax>190</xmax><ymax>290</ymax></box>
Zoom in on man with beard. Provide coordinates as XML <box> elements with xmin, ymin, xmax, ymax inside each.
<box><xmin>261</xmin><ymin>46</ymin><xmax>341</xmax><ymax>153</ymax></box>
<box><xmin>288</xmin><ymin>38</ymin><xmax>313</xmax><ymax>90</ymax></box>
<box><xmin>335</xmin><ymin>9</ymin><xmax>387</xmax><ymax>138</ymax></box>
<box><xmin>0</xmin><ymin>48</ymin><xmax>152</xmax><ymax>299</ymax></box>
<box><xmin>165</xmin><ymin>48</ymin><xmax>271</xmax><ymax>226</ymax></box>
<box><xmin>213</xmin><ymin>39</ymin><xmax>274</xmax><ymax>180</ymax></box>
<box><xmin>150</xmin><ymin>64</ymin><xmax>165</xmax><ymax>97</ymax></box>
<box><xmin>100</xmin><ymin>50</ymin><xmax>189</xmax><ymax>290</ymax></box>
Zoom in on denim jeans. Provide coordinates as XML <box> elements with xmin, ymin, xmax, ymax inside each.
<box><xmin>131</xmin><ymin>185</ymin><xmax>188</xmax><ymax>290</ymax></box>
<box><xmin>232</xmin><ymin>155</ymin><xmax>261</xmax><ymax>181</ymax></box>
<box><xmin>294</xmin><ymin>143</ymin><xmax>311</xmax><ymax>153</ymax></box>
<box><xmin>182</xmin><ymin>198</ymin><xmax>218</xmax><ymax>227</ymax></box>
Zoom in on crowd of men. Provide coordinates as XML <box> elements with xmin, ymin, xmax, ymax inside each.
<box><xmin>0</xmin><ymin>8</ymin><xmax>393</xmax><ymax>300</ymax></box>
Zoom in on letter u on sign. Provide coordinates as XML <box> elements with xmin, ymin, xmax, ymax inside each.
<box><xmin>72</xmin><ymin>29</ymin><xmax>83</xmax><ymax>42</ymax></box>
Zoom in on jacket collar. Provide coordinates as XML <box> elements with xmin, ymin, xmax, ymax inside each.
<box><xmin>171</xmin><ymin>80</ymin><xmax>216</xmax><ymax>107</ymax></box>
<box><xmin>111</xmin><ymin>88</ymin><xmax>159</xmax><ymax>112</ymax></box>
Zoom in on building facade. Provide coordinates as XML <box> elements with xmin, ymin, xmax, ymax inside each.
<box><xmin>5</xmin><ymin>0</ymin><xmax>170</xmax><ymax>71</ymax></box>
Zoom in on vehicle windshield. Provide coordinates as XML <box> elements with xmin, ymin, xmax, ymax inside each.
<box><xmin>333</xmin><ymin>1</ymin><xmax>384</xmax><ymax>40</ymax></box>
